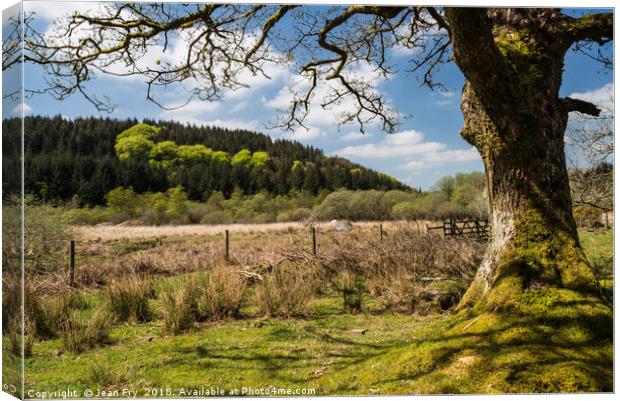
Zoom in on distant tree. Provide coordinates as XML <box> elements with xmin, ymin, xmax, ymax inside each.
<box><xmin>231</xmin><ymin>149</ymin><xmax>252</xmax><ymax>166</ymax></box>
<box><xmin>567</xmin><ymin>102</ymin><xmax>614</xmax><ymax>213</ymax></box>
<box><xmin>148</xmin><ymin>141</ymin><xmax>179</xmax><ymax>169</ymax></box>
<box><xmin>435</xmin><ymin>176</ymin><xmax>457</xmax><ymax>198</ymax></box>
<box><xmin>115</xmin><ymin>134</ymin><xmax>155</xmax><ymax>162</ymax></box>
<box><xmin>105</xmin><ymin>187</ymin><xmax>138</xmax><ymax>217</ymax></box>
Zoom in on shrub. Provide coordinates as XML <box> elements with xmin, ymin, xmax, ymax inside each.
<box><xmin>64</xmin><ymin>207</ymin><xmax>113</xmax><ymax>225</ymax></box>
<box><xmin>290</xmin><ymin>207</ymin><xmax>312</xmax><ymax>221</ymax></box>
<box><xmin>23</xmin><ymin>200</ymin><xmax>70</xmax><ymax>274</ymax></box>
<box><xmin>276</xmin><ymin>211</ymin><xmax>291</xmax><ymax>222</ymax></box>
<box><xmin>392</xmin><ymin>201</ymin><xmax>425</xmax><ymax>220</ymax></box>
<box><xmin>105</xmin><ymin>187</ymin><xmax>139</xmax><ymax>217</ymax></box>
<box><xmin>106</xmin><ymin>275</ymin><xmax>154</xmax><ymax>322</ymax></box>
<box><xmin>200</xmin><ymin>210</ymin><xmax>234</xmax><ymax>225</ymax></box>
<box><xmin>195</xmin><ymin>267</ymin><xmax>247</xmax><ymax>321</ymax></box>
<box><xmin>254</xmin><ymin>263</ymin><xmax>318</xmax><ymax>317</ymax></box>
<box><xmin>314</xmin><ymin>190</ymin><xmax>354</xmax><ymax>220</ymax></box>
<box><xmin>186</xmin><ymin>201</ymin><xmax>213</xmax><ymax>223</ymax></box>
<box><xmin>367</xmin><ymin>268</ymin><xmax>419</xmax><ymax>313</ymax></box>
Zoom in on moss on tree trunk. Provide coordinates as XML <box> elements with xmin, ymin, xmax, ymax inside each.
<box><xmin>443</xmin><ymin>9</ymin><xmax>607</xmax><ymax>311</ymax></box>
<box><xmin>457</xmin><ymin>82</ymin><xmax>600</xmax><ymax>311</ymax></box>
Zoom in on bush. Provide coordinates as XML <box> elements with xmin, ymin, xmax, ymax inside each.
<box><xmin>200</xmin><ymin>210</ymin><xmax>234</xmax><ymax>225</ymax></box>
<box><xmin>105</xmin><ymin>187</ymin><xmax>139</xmax><ymax>217</ymax></box>
<box><xmin>64</xmin><ymin>207</ymin><xmax>113</xmax><ymax>225</ymax></box>
<box><xmin>314</xmin><ymin>190</ymin><xmax>354</xmax><ymax>220</ymax></box>
<box><xmin>254</xmin><ymin>263</ymin><xmax>318</xmax><ymax>317</ymax></box>
<box><xmin>367</xmin><ymin>267</ymin><xmax>419</xmax><ymax>313</ymax></box>
<box><xmin>276</xmin><ymin>211</ymin><xmax>291</xmax><ymax>222</ymax></box>
<box><xmin>392</xmin><ymin>201</ymin><xmax>425</xmax><ymax>220</ymax></box>
<box><xmin>290</xmin><ymin>207</ymin><xmax>312</xmax><ymax>221</ymax></box>
<box><xmin>23</xmin><ymin>201</ymin><xmax>70</xmax><ymax>274</ymax></box>
<box><xmin>186</xmin><ymin>201</ymin><xmax>213</xmax><ymax>223</ymax></box>
<box><xmin>106</xmin><ymin>275</ymin><xmax>154</xmax><ymax>322</ymax></box>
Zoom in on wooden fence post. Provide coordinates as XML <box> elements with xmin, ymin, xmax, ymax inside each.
<box><xmin>379</xmin><ymin>223</ymin><xmax>383</xmax><ymax>242</ymax></box>
<box><xmin>69</xmin><ymin>240</ymin><xmax>75</xmax><ymax>286</ymax></box>
<box><xmin>311</xmin><ymin>226</ymin><xmax>317</xmax><ymax>256</ymax></box>
<box><xmin>224</xmin><ymin>230</ymin><xmax>230</xmax><ymax>262</ymax></box>
<box><xmin>605</xmin><ymin>212</ymin><xmax>609</xmax><ymax>229</ymax></box>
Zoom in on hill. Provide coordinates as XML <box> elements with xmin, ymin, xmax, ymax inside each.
<box><xmin>2</xmin><ymin>116</ymin><xmax>409</xmax><ymax>205</ymax></box>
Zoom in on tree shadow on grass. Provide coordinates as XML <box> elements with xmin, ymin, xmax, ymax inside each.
<box><xmin>318</xmin><ymin>289</ymin><xmax>613</xmax><ymax>394</ymax></box>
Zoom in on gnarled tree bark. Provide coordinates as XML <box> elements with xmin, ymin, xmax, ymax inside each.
<box><xmin>443</xmin><ymin>8</ymin><xmax>611</xmax><ymax>310</ymax></box>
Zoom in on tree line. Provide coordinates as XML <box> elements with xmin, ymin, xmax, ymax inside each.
<box><xmin>2</xmin><ymin>116</ymin><xmax>409</xmax><ymax>205</ymax></box>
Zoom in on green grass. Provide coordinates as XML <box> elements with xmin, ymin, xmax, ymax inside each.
<box><xmin>12</xmin><ymin>229</ymin><xmax>613</xmax><ymax>396</ymax></box>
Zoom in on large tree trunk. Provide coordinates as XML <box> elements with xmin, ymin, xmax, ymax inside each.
<box><xmin>443</xmin><ymin>9</ymin><xmax>604</xmax><ymax>310</ymax></box>
<box><xmin>457</xmin><ymin>82</ymin><xmax>599</xmax><ymax>310</ymax></box>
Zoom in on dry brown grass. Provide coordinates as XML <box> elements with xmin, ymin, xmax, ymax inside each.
<box><xmin>59</xmin><ymin>306</ymin><xmax>115</xmax><ymax>353</ymax></box>
<box><xmin>271</xmin><ymin>223</ymin><xmax>485</xmax><ymax>314</ymax></box>
<box><xmin>73</xmin><ymin>220</ymin><xmax>435</xmax><ymax>241</ymax></box>
<box><xmin>105</xmin><ymin>275</ymin><xmax>154</xmax><ymax>323</ymax></box>
<box><xmin>254</xmin><ymin>262</ymin><xmax>319</xmax><ymax>317</ymax></box>
<box><xmin>74</xmin><ymin>222</ymin><xmax>309</xmax><ymax>241</ymax></box>
<box><xmin>159</xmin><ymin>267</ymin><xmax>248</xmax><ymax>334</ymax></box>
<box><xmin>194</xmin><ymin>266</ymin><xmax>247</xmax><ymax>321</ymax></box>
<box><xmin>33</xmin><ymin>220</ymin><xmax>482</xmax><ymax>318</ymax></box>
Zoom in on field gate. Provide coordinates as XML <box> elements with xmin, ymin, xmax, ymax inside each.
<box><xmin>427</xmin><ymin>218</ymin><xmax>490</xmax><ymax>240</ymax></box>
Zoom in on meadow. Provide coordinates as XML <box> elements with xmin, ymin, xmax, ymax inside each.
<box><xmin>2</xmin><ymin>221</ymin><xmax>613</xmax><ymax>396</ymax></box>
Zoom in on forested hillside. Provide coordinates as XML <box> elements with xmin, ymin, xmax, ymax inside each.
<box><xmin>2</xmin><ymin>116</ymin><xmax>408</xmax><ymax>205</ymax></box>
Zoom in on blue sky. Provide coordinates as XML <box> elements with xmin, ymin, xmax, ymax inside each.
<box><xmin>11</xmin><ymin>1</ymin><xmax>615</xmax><ymax>189</ymax></box>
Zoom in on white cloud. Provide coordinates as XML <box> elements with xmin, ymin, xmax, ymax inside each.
<box><xmin>158</xmin><ymin>99</ymin><xmax>220</xmax><ymax>123</ymax></box>
<box><xmin>431</xmin><ymin>89</ymin><xmax>458</xmax><ymax>109</ymax></box>
<box><xmin>26</xmin><ymin>1</ymin><xmax>99</xmax><ymax>21</ymax></box>
<box><xmin>292</xmin><ymin>126</ymin><xmax>325</xmax><ymax>141</ymax></box>
<box><xmin>423</xmin><ymin>148</ymin><xmax>479</xmax><ymax>162</ymax></box>
<box><xmin>205</xmin><ymin>119</ymin><xmax>259</xmax><ymax>131</ymax></box>
<box><xmin>263</xmin><ymin>61</ymin><xmax>391</xmax><ymax>133</ymax></box>
<box><xmin>339</xmin><ymin>131</ymin><xmax>372</xmax><ymax>141</ymax></box>
<box><xmin>569</xmin><ymin>82</ymin><xmax>614</xmax><ymax>111</ymax></box>
<box><xmin>402</xmin><ymin>160</ymin><xmax>427</xmax><ymax>170</ymax></box>
<box><xmin>335</xmin><ymin>130</ymin><xmax>444</xmax><ymax>158</ymax></box>
<box><xmin>334</xmin><ymin>129</ymin><xmax>480</xmax><ymax>171</ymax></box>
<box><xmin>11</xmin><ymin>103</ymin><xmax>32</xmax><ymax>116</ymax></box>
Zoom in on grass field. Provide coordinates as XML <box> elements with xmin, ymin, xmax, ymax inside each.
<box><xmin>4</xmin><ymin>225</ymin><xmax>613</xmax><ymax>396</ymax></box>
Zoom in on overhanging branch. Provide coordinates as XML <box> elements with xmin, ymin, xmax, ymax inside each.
<box><xmin>560</xmin><ymin>97</ymin><xmax>601</xmax><ymax>117</ymax></box>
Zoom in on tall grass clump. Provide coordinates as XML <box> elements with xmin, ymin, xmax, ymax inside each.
<box><xmin>159</xmin><ymin>279</ymin><xmax>199</xmax><ymax>334</ymax></box>
<box><xmin>7</xmin><ymin>317</ymin><xmax>36</xmax><ymax>358</ymax></box>
<box><xmin>106</xmin><ymin>275</ymin><xmax>154</xmax><ymax>322</ymax></box>
<box><xmin>333</xmin><ymin>271</ymin><xmax>366</xmax><ymax>313</ymax></box>
<box><xmin>195</xmin><ymin>267</ymin><xmax>247</xmax><ymax>321</ymax></box>
<box><xmin>254</xmin><ymin>263</ymin><xmax>318</xmax><ymax>317</ymax></box>
<box><xmin>59</xmin><ymin>306</ymin><xmax>115</xmax><ymax>353</ymax></box>
<box><xmin>160</xmin><ymin>267</ymin><xmax>248</xmax><ymax>334</ymax></box>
